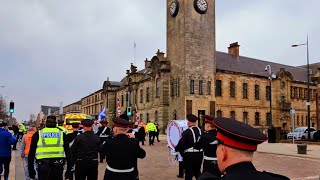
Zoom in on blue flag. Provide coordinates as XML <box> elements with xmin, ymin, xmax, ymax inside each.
<box><xmin>98</xmin><ymin>107</ymin><xmax>106</xmax><ymax>121</ymax></box>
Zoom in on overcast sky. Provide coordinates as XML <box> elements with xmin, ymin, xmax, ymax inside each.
<box><xmin>0</xmin><ymin>0</ymin><xmax>319</xmax><ymax>122</ymax></box>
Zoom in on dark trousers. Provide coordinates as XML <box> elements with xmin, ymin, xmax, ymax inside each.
<box><xmin>183</xmin><ymin>152</ymin><xmax>203</xmax><ymax>180</ymax></box>
<box><xmin>155</xmin><ymin>133</ymin><xmax>160</xmax><ymax>142</ymax></box>
<box><xmin>75</xmin><ymin>160</ymin><xmax>98</xmax><ymax>180</ymax></box>
<box><xmin>100</xmin><ymin>151</ymin><xmax>107</xmax><ymax>163</ymax></box>
<box><xmin>203</xmin><ymin>160</ymin><xmax>221</xmax><ymax>176</ymax></box>
<box><xmin>37</xmin><ymin>160</ymin><xmax>64</xmax><ymax>180</ymax></box>
<box><xmin>0</xmin><ymin>156</ymin><xmax>11</xmax><ymax>178</ymax></box>
<box><xmin>148</xmin><ymin>131</ymin><xmax>156</xmax><ymax>145</ymax></box>
<box><xmin>104</xmin><ymin>169</ymin><xmax>135</xmax><ymax>180</ymax></box>
<box><xmin>178</xmin><ymin>161</ymin><xmax>184</xmax><ymax>177</ymax></box>
<box><xmin>12</xmin><ymin>135</ymin><xmax>18</xmax><ymax>150</ymax></box>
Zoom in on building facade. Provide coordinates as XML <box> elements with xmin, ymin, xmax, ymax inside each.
<box><xmin>81</xmin><ymin>89</ymin><xmax>105</xmax><ymax>119</ymax></box>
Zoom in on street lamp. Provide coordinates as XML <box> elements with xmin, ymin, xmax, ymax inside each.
<box><xmin>291</xmin><ymin>36</ymin><xmax>311</xmax><ymax>139</ymax></box>
<box><xmin>265</xmin><ymin>65</ymin><xmax>276</xmax><ymax>128</ymax></box>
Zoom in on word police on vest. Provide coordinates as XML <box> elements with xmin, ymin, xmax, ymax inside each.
<box><xmin>43</xmin><ymin>132</ymin><xmax>60</xmax><ymax>138</ymax></box>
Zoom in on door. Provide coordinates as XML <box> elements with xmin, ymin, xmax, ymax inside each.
<box><xmin>198</xmin><ymin>110</ymin><xmax>205</xmax><ymax>128</ymax></box>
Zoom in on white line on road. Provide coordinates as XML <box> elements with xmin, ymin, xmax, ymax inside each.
<box><xmin>291</xmin><ymin>175</ymin><xmax>320</xmax><ymax>180</ymax></box>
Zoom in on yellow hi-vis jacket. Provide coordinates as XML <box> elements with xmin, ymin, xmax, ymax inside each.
<box><xmin>19</xmin><ymin>124</ymin><xmax>26</xmax><ymax>133</ymax></box>
<box><xmin>146</xmin><ymin>122</ymin><xmax>157</xmax><ymax>133</ymax></box>
<box><xmin>35</xmin><ymin>128</ymin><xmax>65</xmax><ymax>160</ymax></box>
<box><xmin>57</xmin><ymin>126</ymin><xmax>67</xmax><ymax>134</ymax></box>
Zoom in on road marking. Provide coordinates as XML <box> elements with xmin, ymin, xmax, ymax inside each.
<box><xmin>291</xmin><ymin>175</ymin><xmax>320</xmax><ymax>180</ymax></box>
<box><xmin>275</xmin><ymin>155</ymin><xmax>320</xmax><ymax>163</ymax></box>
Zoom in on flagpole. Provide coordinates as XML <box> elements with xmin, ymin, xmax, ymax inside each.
<box><xmin>134</xmin><ymin>40</ymin><xmax>136</xmax><ymax>65</ymax></box>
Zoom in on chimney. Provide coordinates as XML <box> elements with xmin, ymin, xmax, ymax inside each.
<box><xmin>156</xmin><ymin>49</ymin><xmax>165</xmax><ymax>61</ymax></box>
<box><xmin>228</xmin><ymin>42</ymin><xmax>240</xmax><ymax>59</ymax></box>
<box><xmin>144</xmin><ymin>58</ymin><xmax>151</xmax><ymax>68</ymax></box>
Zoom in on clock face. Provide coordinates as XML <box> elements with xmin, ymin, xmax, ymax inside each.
<box><xmin>194</xmin><ymin>0</ymin><xmax>208</xmax><ymax>14</ymax></box>
<box><xmin>170</xmin><ymin>0</ymin><xmax>179</xmax><ymax>17</ymax></box>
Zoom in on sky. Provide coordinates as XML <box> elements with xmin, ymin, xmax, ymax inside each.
<box><xmin>0</xmin><ymin>0</ymin><xmax>319</xmax><ymax>122</ymax></box>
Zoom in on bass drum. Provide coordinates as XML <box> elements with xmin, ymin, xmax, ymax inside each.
<box><xmin>167</xmin><ymin>120</ymin><xmax>188</xmax><ymax>150</ymax></box>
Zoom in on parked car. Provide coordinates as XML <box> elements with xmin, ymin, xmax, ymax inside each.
<box><xmin>287</xmin><ymin>127</ymin><xmax>316</xmax><ymax>140</ymax></box>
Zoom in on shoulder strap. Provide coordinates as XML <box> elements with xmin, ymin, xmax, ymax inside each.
<box><xmin>101</xmin><ymin>127</ymin><xmax>107</xmax><ymax>134</ymax></box>
<box><xmin>189</xmin><ymin>127</ymin><xmax>196</xmax><ymax>143</ymax></box>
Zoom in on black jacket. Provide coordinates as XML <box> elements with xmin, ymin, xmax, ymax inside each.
<box><xmin>198</xmin><ymin>162</ymin><xmax>290</xmax><ymax>180</ymax></box>
<box><xmin>194</xmin><ymin>129</ymin><xmax>217</xmax><ymax>158</ymax></box>
<box><xmin>12</xmin><ymin>125</ymin><xmax>19</xmax><ymax>135</ymax></box>
<box><xmin>71</xmin><ymin>131</ymin><xmax>100</xmax><ymax>165</ymax></box>
<box><xmin>175</xmin><ymin>126</ymin><xmax>202</xmax><ymax>155</ymax></box>
<box><xmin>103</xmin><ymin>134</ymin><xmax>146</xmax><ymax>170</ymax></box>
<box><xmin>66</xmin><ymin>130</ymin><xmax>82</xmax><ymax>144</ymax></box>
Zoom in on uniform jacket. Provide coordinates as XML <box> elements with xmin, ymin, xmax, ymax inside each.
<box><xmin>146</xmin><ymin>123</ymin><xmax>157</xmax><ymax>133</ymax></box>
<box><xmin>194</xmin><ymin>129</ymin><xmax>217</xmax><ymax>158</ymax></box>
<box><xmin>0</xmin><ymin>128</ymin><xmax>17</xmax><ymax>157</ymax></box>
<box><xmin>175</xmin><ymin>126</ymin><xmax>202</xmax><ymax>155</ymax></box>
<box><xmin>198</xmin><ymin>162</ymin><xmax>290</xmax><ymax>180</ymax></box>
<box><xmin>103</xmin><ymin>134</ymin><xmax>146</xmax><ymax>170</ymax></box>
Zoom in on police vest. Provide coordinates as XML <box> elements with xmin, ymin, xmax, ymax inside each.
<box><xmin>35</xmin><ymin>128</ymin><xmax>65</xmax><ymax>160</ymax></box>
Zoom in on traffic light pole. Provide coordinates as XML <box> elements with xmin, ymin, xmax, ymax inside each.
<box><xmin>10</xmin><ymin>112</ymin><xmax>12</xmax><ymax>125</ymax></box>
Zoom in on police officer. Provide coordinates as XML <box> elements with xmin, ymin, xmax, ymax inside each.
<box><xmin>194</xmin><ymin>115</ymin><xmax>220</xmax><ymax>177</ymax></box>
<box><xmin>197</xmin><ymin>117</ymin><xmax>290</xmax><ymax>180</ymax></box>
<box><xmin>57</xmin><ymin>119</ymin><xmax>67</xmax><ymax>134</ymax></box>
<box><xmin>96</xmin><ymin>120</ymin><xmax>112</xmax><ymax>163</ymax></box>
<box><xmin>71</xmin><ymin>118</ymin><xmax>100</xmax><ymax>180</ymax></box>
<box><xmin>102</xmin><ymin>117</ymin><xmax>146</xmax><ymax>180</ymax></box>
<box><xmin>28</xmin><ymin>115</ymin><xmax>71</xmax><ymax>180</ymax></box>
<box><xmin>175</xmin><ymin>114</ymin><xmax>203</xmax><ymax>180</ymax></box>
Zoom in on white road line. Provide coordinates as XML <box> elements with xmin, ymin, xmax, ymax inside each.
<box><xmin>291</xmin><ymin>175</ymin><xmax>320</xmax><ymax>180</ymax></box>
<box><xmin>275</xmin><ymin>155</ymin><xmax>320</xmax><ymax>163</ymax></box>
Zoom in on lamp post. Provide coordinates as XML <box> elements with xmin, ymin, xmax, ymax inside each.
<box><xmin>265</xmin><ymin>65</ymin><xmax>274</xmax><ymax>128</ymax></box>
<box><xmin>291</xmin><ymin>36</ymin><xmax>310</xmax><ymax>139</ymax></box>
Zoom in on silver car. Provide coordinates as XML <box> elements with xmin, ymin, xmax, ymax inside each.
<box><xmin>287</xmin><ymin>127</ymin><xmax>316</xmax><ymax>140</ymax></box>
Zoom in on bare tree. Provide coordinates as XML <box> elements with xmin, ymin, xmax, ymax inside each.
<box><xmin>0</xmin><ymin>95</ymin><xmax>8</xmax><ymax>120</ymax></box>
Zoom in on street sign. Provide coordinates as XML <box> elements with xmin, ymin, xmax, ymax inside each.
<box><xmin>290</xmin><ymin>108</ymin><xmax>295</xmax><ymax>115</ymax></box>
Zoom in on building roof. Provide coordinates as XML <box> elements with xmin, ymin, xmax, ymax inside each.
<box><xmin>216</xmin><ymin>51</ymin><xmax>313</xmax><ymax>83</ymax></box>
<box><xmin>40</xmin><ymin>105</ymin><xmax>59</xmax><ymax>115</ymax></box>
<box><xmin>109</xmin><ymin>81</ymin><xmax>123</xmax><ymax>86</ymax></box>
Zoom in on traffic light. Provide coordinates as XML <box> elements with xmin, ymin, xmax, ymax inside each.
<box><xmin>9</xmin><ymin>101</ymin><xmax>14</xmax><ymax>113</ymax></box>
<box><xmin>127</xmin><ymin>107</ymin><xmax>132</xmax><ymax>116</ymax></box>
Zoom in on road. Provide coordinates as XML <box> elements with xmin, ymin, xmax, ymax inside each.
<box><xmin>13</xmin><ymin>135</ymin><xmax>320</xmax><ymax>180</ymax></box>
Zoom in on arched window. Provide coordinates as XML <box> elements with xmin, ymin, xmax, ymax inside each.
<box><xmin>156</xmin><ymin>78</ymin><xmax>160</xmax><ymax>98</ymax></box>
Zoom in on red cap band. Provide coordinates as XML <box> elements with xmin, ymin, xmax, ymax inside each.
<box><xmin>114</xmin><ymin>123</ymin><xmax>129</xmax><ymax>128</ymax></box>
<box><xmin>205</xmin><ymin>119</ymin><xmax>214</xmax><ymax>124</ymax></box>
<box><xmin>217</xmin><ymin>132</ymin><xmax>257</xmax><ymax>151</ymax></box>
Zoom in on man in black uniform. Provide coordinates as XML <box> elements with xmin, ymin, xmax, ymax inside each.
<box><xmin>175</xmin><ymin>114</ymin><xmax>203</xmax><ymax>180</ymax></box>
<box><xmin>28</xmin><ymin>115</ymin><xmax>72</xmax><ymax>180</ymax></box>
<box><xmin>66</xmin><ymin>123</ymin><xmax>82</xmax><ymax>146</ymax></box>
<box><xmin>102</xmin><ymin>117</ymin><xmax>146</xmax><ymax>180</ymax></box>
<box><xmin>96</xmin><ymin>120</ymin><xmax>112</xmax><ymax>163</ymax></box>
<box><xmin>198</xmin><ymin>117</ymin><xmax>290</xmax><ymax>180</ymax></box>
<box><xmin>194</xmin><ymin>115</ymin><xmax>221</xmax><ymax>177</ymax></box>
<box><xmin>71</xmin><ymin>118</ymin><xmax>100</xmax><ymax>180</ymax></box>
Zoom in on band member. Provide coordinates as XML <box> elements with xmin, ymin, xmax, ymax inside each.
<box><xmin>194</xmin><ymin>115</ymin><xmax>220</xmax><ymax>177</ymax></box>
<box><xmin>96</xmin><ymin>120</ymin><xmax>112</xmax><ymax>163</ymax></box>
<box><xmin>102</xmin><ymin>117</ymin><xmax>146</xmax><ymax>180</ymax></box>
<box><xmin>175</xmin><ymin>114</ymin><xmax>203</xmax><ymax>180</ymax></box>
<box><xmin>198</xmin><ymin>117</ymin><xmax>290</xmax><ymax>180</ymax></box>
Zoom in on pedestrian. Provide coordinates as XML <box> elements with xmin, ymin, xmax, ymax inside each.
<box><xmin>0</xmin><ymin>122</ymin><xmax>18</xmax><ymax>180</ymax></box>
<box><xmin>28</xmin><ymin>115</ymin><xmax>72</xmax><ymax>180</ymax></box>
<box><xmin>11</xmin><ymin>122</ymin><xmax>19</xmax><ymax>150</ymax></box>
<box><xmin>96</xmin><ymin>120</ymin><xmax>112</xmax><ymax>163</ymax></box>
<box><xmin>154</xmin><ymin>122</ymin><xmax>160</xmax><ymax>143</ymax></box>
<box><xmin>137</xmin><ymin>123</ymin><xmax>146</xmax><ymax>146</ymax></box>
<box><xmin>18</xmin><ymin>123</ymin><xmax>26</xmax><ymax>141</ymax></box>
<box><xmin>175</xmin><ymin>114</ymin><xmax>203</xmax><ymax>180</ymax></box>
<box><xmin>146</xmin><ymin>121</ymin><xmax>157</xmax><ymax>146</ymax></box>
<box><xmin>92</xmin><ymin>120</ymin><xmax>99</xmax><ymax>134</ymax></box>
<box><xmin>102</xmin><ymin>117</ymin><xmax>146</xmax><ymax>180</ymax></box>
<box><xmin>194</xmin><ymin>115</ymin><xmax>221</xmax><ymax>177</ymax></box>
<box><xmin>21</xmin><ymin>126</ymin><xmax>37</xmax><ymax>180</ymax></box>
<box><xmin>197</xmin><ymin>117</ymin><xmax>290</xmax><ymax>180</ymax></box>
<box><xmin>57</xmin><ymin>120</ymin><xmax>67</xmax><ymax>134</ymax></box>
<box><xmin>71</xmin><ymin>118</ymin><xmax>100</xmax><ymax>180</ymax></box>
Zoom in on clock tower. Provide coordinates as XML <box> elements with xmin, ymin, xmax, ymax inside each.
<box><xmin>167</xmin><ymin>0</ymin><xmax>216</xmax><ymax>123</ymax></box>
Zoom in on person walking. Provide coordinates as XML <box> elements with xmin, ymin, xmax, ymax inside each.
<box><xmin>96</xmin><ymin>120</ymin><xmax>112</xmax><ymax>163</ymax></box>
<box><xmin>197</xmin><ymin>117</ymin><xmax>290</xmax><ymax>180</ymax></box>
<box><xmin>0</xmin><ymin>122</ymin><xmax>18</xmax><ymax>180</ymax></box>
<box><xmin>137</xmin><ymin>123</ymin><xmax>146</xmax><ymax>146</ymax></box>
<box><xmin>194</xmin><ymin>115</ymin><xmax>221</xmax><ymax>177</ymax></box>
<box><xmin>28</xmin><ymin>115</ymin><xmax>72</xmax><ymax>180</ymax></box>
<box><xmin>154</xmin><ymin>123</ymin><xmax>160</xmax><ymax>143</ymax></box>
<box><xmin>146</xmin><ymin>121</ymin><xmax>157</xmax><ymax>146</ymax></box>
<box><xmin>102</xmin><ymin>117</ymin><xmax>146</xmax><ymax>180</ymax></box>
<box><xmin>71</xmin><ymin>118</ymin><xmax>100</xmax><ymax>180</ymax></box>
<box><xmin>11</xmin><ymin>122</ymin><xmax>19</xmax><ymax>150</ymax></box>
<box><xmin>18</xmin><ymin>123</ymin><xmax>26</xmax><ymax>141</ymax></box>
<box><xmin>175</xmin><ymin>114</ymin><xmax>203</xmax><ymax>180</ymax></box>
<box><xmin>21</xmin><ymin>126</ymin><xmax>37</xmax><ymax>180</ymax></box>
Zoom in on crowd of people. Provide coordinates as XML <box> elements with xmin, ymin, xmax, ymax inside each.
<box><xmin>0</xmin><ymin>112</ymin><xmax>291</xmax><ymax>180</ymax></box>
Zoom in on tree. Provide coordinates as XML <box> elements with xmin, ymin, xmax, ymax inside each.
<box><xmin>0</xmin><ymin>95</ymin><xmax>8</xmax><ymax>120</ymax></box>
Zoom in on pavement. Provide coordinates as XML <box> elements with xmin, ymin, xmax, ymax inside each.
<box><xmin>6</xmin><ymin>135</ymin><xmax>320</xmax><ymax>179</ymax></box>
<box><xmin>257</xmin><ymin>141</ymin><xmax>320</xmax><ymax>159</ymax></box>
